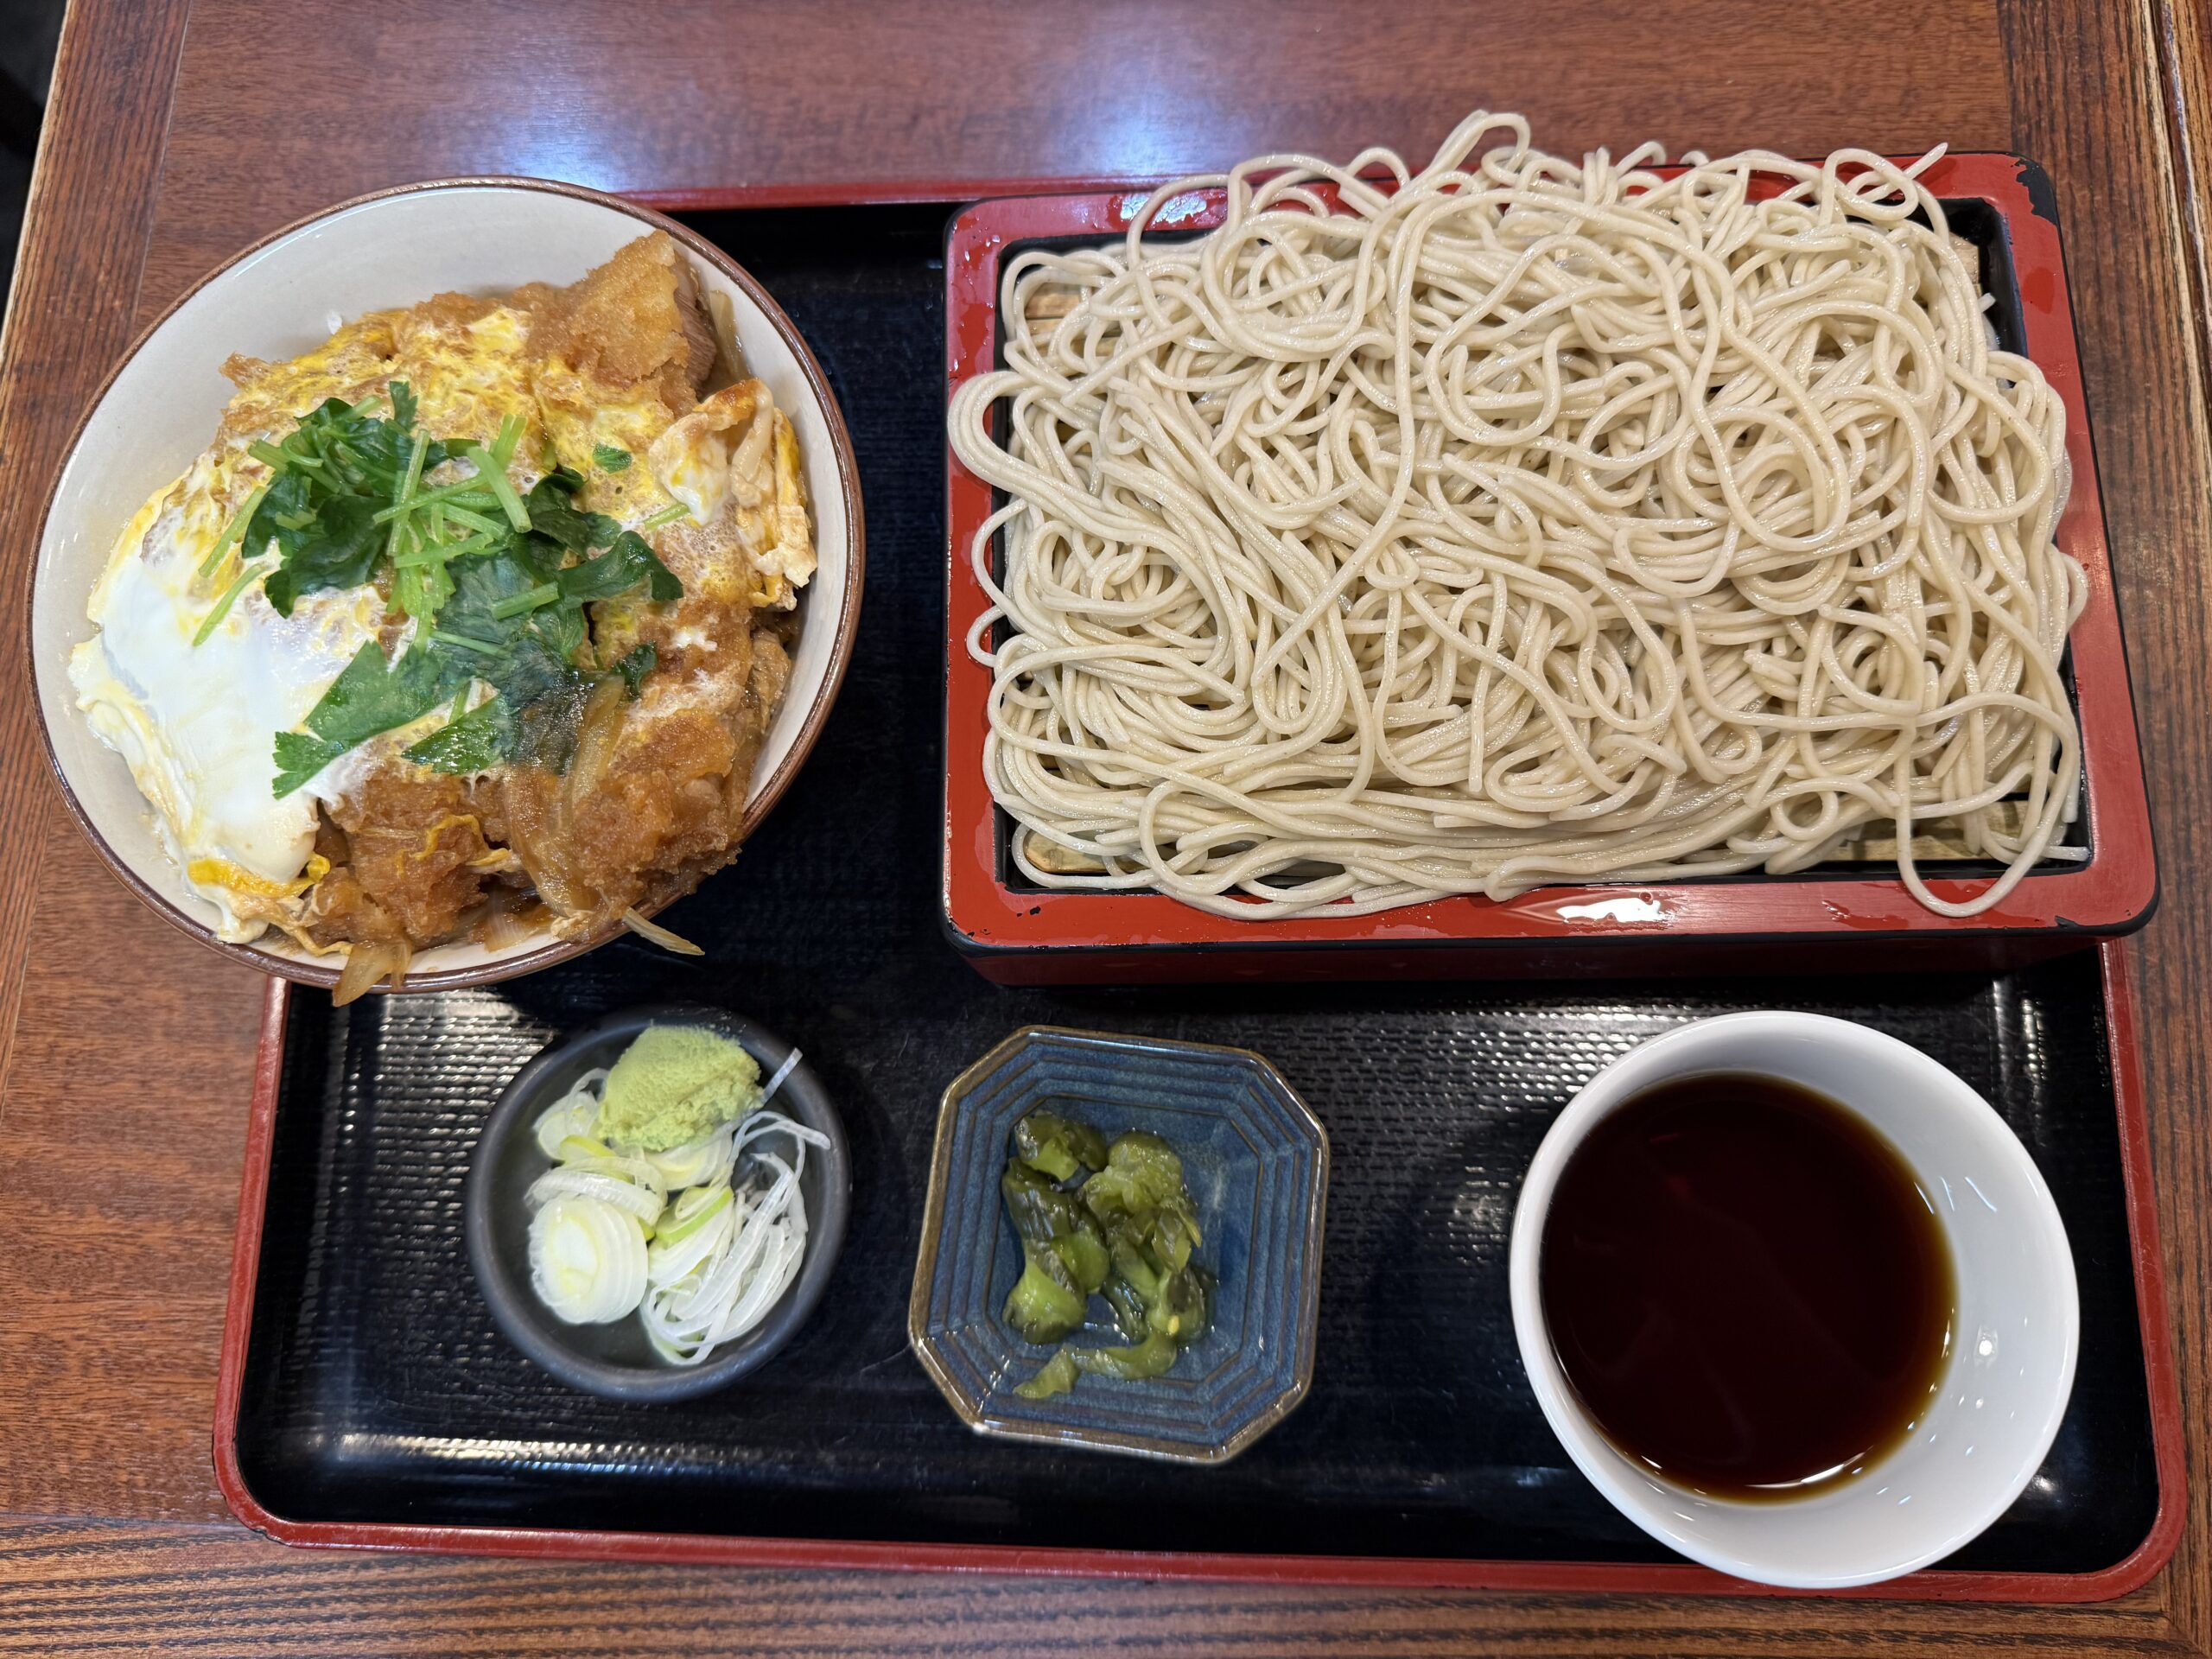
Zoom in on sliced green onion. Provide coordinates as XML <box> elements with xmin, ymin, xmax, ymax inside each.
<box><xmin>197</xmin><ymin>480</ymin><xmax>270</xmax><ymax>578</ymax></box>
<box><xmin>192</xmin><ymin>561</ymin><xmax>266</xmax><ymax>645</ymax></box>
<box><xmin>429</xmin><ymin>629</ymin><xmax>503</xmax><ymax>657</ymax></box>
<box><xmin>534</xmin><ymin>1094</ymin><xmax>601</xmax><ymax>1159</ymax></box>
<box><xmin>654</xmin><ymin>1184</ymin><xmax>733</xmax><ymax>1248</ymax></box>
<box><xmin>527</xmin><ymin>1196</ymin><xmax>648</xmax><ymax>1324</ymax></box>
<box><xmin>639</xmin><ymin>503</ymin><xmax>690</xmax><ymax>531</ymax></box>
<box><xmin>489</xmin><ymin>582</ymin><xmax>559</xmax><ymax>620</ymax></box>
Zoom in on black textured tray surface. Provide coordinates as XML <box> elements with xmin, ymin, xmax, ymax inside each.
<box><xmin>234</xmin><ymin>203</ymin><xmax>2155</xmax><ymax>1573</ymax></box>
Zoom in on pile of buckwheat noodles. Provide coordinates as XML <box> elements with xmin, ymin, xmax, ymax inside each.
<box><xmin>949</xmin><ymin>112</ymin><xmax>2083</xmax><ymax>918</ymax></box>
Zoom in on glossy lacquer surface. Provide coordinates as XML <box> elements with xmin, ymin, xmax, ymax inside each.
<box><xmin>224</xmin><ymin>200</ymin><xmax>2164</xmax><ymax>1592</ymax></box>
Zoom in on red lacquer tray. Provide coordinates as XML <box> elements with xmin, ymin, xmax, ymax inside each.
<box><xmin>207</xmin><ymin>176</ymin><xmax>2178</xmax><ymax>1603</ymax></box>
<box><xmin>943</xmin><ymin>156</ymin><xmax>2156</xmax><ymax>985</ymax></box>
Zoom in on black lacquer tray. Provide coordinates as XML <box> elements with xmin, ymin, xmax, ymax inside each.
<box><xmin>216</xmin><ymin>200</ymin><xmax>2180</xmax><ymax>1598</ymax></box>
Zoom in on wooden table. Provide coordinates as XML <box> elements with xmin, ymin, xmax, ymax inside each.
<box><xmin>3</xmin><ymin>1</ymin><xmax>2209</xmax><ymax>1650</ymax></box>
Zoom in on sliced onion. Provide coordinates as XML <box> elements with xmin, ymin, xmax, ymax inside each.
<box><xmin>525</xmin><ymin>1167</ymin><xmax>664</xmax><ymax>1223</ymax></box>
<box><xmin>333</xmin><ymin>940</ymin><xmax>410</xmax><ymax>1006</ymax></box>
<box><xmin>621</xmin><ymin>907</ymin><xmax>702</xmax><ymax>957</ymax></box>
<box><xmin>475</xmin><ymin>905</ymin><xmax>542</xmax><ymax>949</ymax></box>
<box><xmin>528</xmin><ymin>1196</ymin><xmax>648</xmax><ymax>1324</ymax></box>
<box><xmin>760</xmin><ymin>1049</ymin><xmax>803</xmax><ymax>1106</ymax></box>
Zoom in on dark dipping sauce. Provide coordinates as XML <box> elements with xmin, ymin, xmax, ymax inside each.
<box><xmin>1539</xmin><ymin>1072</ymin><xmax>1955</xmax><ymax>1500</ymax></box>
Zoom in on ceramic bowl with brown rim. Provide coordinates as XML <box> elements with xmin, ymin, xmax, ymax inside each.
<box><xmin>27</xmin><ymin>179</ymin><xmax>864</xmax><ymax>994</ymax></box>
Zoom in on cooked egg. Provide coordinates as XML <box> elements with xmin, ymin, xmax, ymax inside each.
<box><xmin>67</xmin><ymin>296</ymin><xmax>562</xmax><ymax>944</ymax></box>
<box><xmin>533</xmin><ymin>363</ymin><xmax>677</xmax><ymax>524</ymax></box>
<box><xmin>68</xmin><ymin>467</ymin><xmax>386</xmax><ymax>942</ymax></box>
<box><xmin>397</xmin><ymin>304</ymin><xmax>540</xmax><ymax>453</ymax></box>
<box><xmin>648</xmin><ymin>380</ymin><xmax>817</xmax><ymax>608</ymax></box>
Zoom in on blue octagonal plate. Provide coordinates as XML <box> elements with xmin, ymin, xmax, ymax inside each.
<box><xmin>908</xmin><ymin>1025</ymin><xmax>1329</xmax><ymax>1465</ymax></box>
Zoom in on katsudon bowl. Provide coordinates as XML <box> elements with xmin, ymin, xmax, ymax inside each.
<box><xmin>28</xmin><ymin>179</ymin><xmax>864</xmax><ymax>995</ymax></box>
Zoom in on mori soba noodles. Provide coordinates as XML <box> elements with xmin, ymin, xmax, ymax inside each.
<box><xmin>950</xmin><ymin>113</ymin><xmax>2082</xmax><ymax>919</ymax></box>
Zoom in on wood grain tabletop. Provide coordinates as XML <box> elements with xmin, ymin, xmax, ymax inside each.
<box><xmin>2</xmin><ymin>0</ymin><xmax>2209</xmax><ymax>1651</ymax></box>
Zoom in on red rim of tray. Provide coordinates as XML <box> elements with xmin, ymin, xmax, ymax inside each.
<box><xmin>941</xmin><ymin>156</ymin><xmax>2156</xmax><ymax>963</ymax></box>
<box><xmin>214</xmin><ymin>938</ymin><xmax>2182</xmax><ymax>1599</ymax></box>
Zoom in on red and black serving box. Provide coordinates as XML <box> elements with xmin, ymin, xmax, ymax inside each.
<box><xmin>942</xmin><ymin>156</ymin><xmax>2156</xmax><ymax>984</ymax></box>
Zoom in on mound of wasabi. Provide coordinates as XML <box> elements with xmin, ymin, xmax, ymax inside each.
<box><xmin>595</xmin><ymin>1025</ymin><xmax>762</xmax><ymax>1151</ymax></box>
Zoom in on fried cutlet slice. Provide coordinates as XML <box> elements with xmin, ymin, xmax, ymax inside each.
<box><xmin>311</xmin><ymin>765</ymin><xmax>496</xmax><ymax>946</ymax></box>
<box><xmin>490</xmin><ymin>615</ymin><xmax>791</xmax><ymax>937</ymax></box>
<box><xmin>523</xmin><ymin>231</ymin><xmax>718</xmax><ymax>416</ymax></box>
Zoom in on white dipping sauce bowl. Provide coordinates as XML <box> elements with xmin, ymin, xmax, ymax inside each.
<box><xmin>1508</xmin><ymin>1011</ymin><xmax>2078</xmax><ymax>1589</ymax></box>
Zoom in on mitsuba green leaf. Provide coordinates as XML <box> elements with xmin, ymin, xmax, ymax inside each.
<box><xmin>259</xmin><ymin>398</ymin><xmax>686</xmax><ymax>792</ymax></box>
<box><xmin>533</xmin><ymin>599</ymin><xmax>588</xmax><ymax>668</ymax></box>
<box><xmin>593</xmin><ymin>443</ymin><xmax>632</xmax><ymax>473</ymax></box>
<box><xmin>270</xmin><ymin>731</ymin><xmax>346</xmax><ymax>798</ymax></box>
<box><xmin>404</xmin><ymin>695</ymin><xmax>517</xmax><ymax>773</ymax></box>
<box><xmin>245</xmin><ymin>391</ymin><xmax>451</xmax><ymax>616</ymax></box>
<box><xmin>511</xmin><ymin>677</ymin><xmax>600</xmax><ymax>772</ymax></box>
<box><xmin>269</xmin><ymin>642</ymin><xmax>443</xmax><ymax>798</ymax></box>
<box><xmin>340</xmin><ymin>416</ymin><xmax>434</xmax><ymax>485</ymax></box>
<box><xmin>611</xmin><ymin>642</ymin><xmax>657</xmax><ymax>699</ymax></box>
<box><xmin>305</xmin><ymin>641</ymin><xmax>444</xmax><ymax>745</ymax></box>
<box><xmin>524</xmin><ymin>467</ymin><xmax>622</xmax><ymax>554</ymax></box>
<box><xmin>262</xmin><ymin>493</ymin><xmax>385</xmax><ymax>614</ymax></box>
<box><xmin>559</xmin><ymin>531</ymin><xmax>682</xmax><ymax>605</ymax></box>
<box><xmin>432</xmin><ymin>553</ymin><xmax>582</xmax><ymax>710</ymax></box>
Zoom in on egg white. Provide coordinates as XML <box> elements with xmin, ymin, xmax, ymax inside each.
<box><xmin>68</xmin><ymin>460</ymin><xmax>385</xmax><ymax>943</ymax></box>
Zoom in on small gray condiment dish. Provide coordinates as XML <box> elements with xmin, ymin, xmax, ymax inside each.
<box><xmin>466</xmin><ymin>1002</ymin><xmax>849</xmax><ymax>1403</ymax></box>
